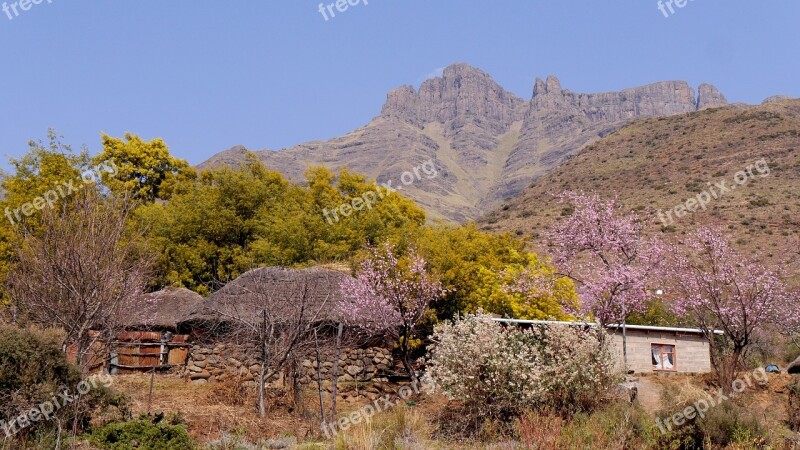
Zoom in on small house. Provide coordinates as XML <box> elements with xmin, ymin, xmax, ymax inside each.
<box><xmin>111</xmin><ymin>287</ymin><xmax>202</xmax><ymax>374</ymax></box>
<box><xmin>494</xmin><ymin>319</ymin><xmax>720</xmax><ymax>375</ymax></box>
<box><xmin>606</xmin><ymin>324</ymin><xmax>721</xmax><ymax>375</ymax></box>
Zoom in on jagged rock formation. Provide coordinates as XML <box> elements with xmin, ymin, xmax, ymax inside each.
<box><xmin>697</xmin><ymin>83</ymin><xmax>728</xmax><ymax>109</ymax></box>
<box><xmin>381</xmin><ymin>64</ymin><xmax>527</xmax><ymax>129</ymax></box>
<box><xmin>200</xmin><ymin>64</ymin><xmax>728</xmax><ymax>222</ymax></box>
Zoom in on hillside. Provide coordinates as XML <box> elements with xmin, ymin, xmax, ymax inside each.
<box><xmin>200</xmin><ymin>64</ymin><xmax>727</xmax><ymax>222</ymax></box>
<box><xmin>479</xmin><ymin>99</ymin><xmax>800</xmax><ymax>268</ymax></box>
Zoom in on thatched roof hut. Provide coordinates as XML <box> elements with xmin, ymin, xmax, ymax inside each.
<box><xmin>180</xmin><ymin>267</ymin><xmax>349</xmax><ymax>332</ymax></box>
<box><xmin>123</xmin><ymin>287</ymin><xmax>203</xmax><ymax>331</ymax></box>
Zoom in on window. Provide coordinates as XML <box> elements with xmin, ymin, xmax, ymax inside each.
<box><xmin>652</xmin><ymin>344</ymin><xmax>676</xmax><ymax>371</ymax></box>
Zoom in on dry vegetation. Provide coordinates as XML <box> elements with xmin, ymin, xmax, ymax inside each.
<box><xmin>481</xmin><ymin>100</ymin><xmax>800</xmax><ymax>276</ymax></box>
<box><xmin>109</xmin><ymin>375</ymin><xmax>313</xmax><ymax>444</ymax></box>
<box><xmin>97</xmin><ymin>370</ymin><xmax>799</xmax><ymax>449</ymax></box>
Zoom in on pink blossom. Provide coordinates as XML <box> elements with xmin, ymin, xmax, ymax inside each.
<box><xmin>336</xmin><ymin>243</ymin><xmax>444</xmax><ymax>338</ymax></box>
<box><xmin>542</xmin><ymin>192</ymin><xmax>658</xmax><ymax>326</ymax></box>
<box><xmin>658</xmin><ymin>227</ymin><xmax>798</xmax><ymax>343</ymax></box>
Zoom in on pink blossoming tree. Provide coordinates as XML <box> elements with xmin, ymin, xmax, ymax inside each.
<box><xmin>337</xmin><ymin>243</ymin><xmax>444</xmax><ymax>381</ymax></box>
<box><xmin>522</xmin><ymin>192</ymin><xmax>660</xmax><ymax>365</ymax></box>
<box><xmin>657</xmin><ymin>227</ymin><xmax>797</xmax><ymax>389</ymax></box>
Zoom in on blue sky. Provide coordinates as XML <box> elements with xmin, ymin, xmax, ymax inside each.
<box><xmin>0</xmin><ymin>1</ymin><xmax>798</xmax><ymax>171</ymax></box>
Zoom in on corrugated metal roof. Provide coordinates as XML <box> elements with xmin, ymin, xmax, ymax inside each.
<box><xmin>490</xmin><ymin>318</ymin><xmax>725</xmax><ymax>335</ymax></box>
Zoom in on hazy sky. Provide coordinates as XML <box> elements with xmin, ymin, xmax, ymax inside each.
<box><xmin>0</xmin><ymin>1</ymin><xmax>798</xmax><ymax>170</ymax></box>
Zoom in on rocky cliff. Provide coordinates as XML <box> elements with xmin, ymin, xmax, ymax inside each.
<box><xmin>200</xmin><ymin>64</ymin><xmax>728</xmax><ymax>222</ymax></box>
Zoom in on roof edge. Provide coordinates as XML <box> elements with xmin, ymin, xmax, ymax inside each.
<box><xmin>490</xmin><ymin>318</ymin><xmax>725</xmax><ymax>335</ymax></box>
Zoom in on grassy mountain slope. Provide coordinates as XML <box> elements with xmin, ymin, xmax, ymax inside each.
<box><xmin>480</xmin><ymin>100</ymin><xmax>800</xmax><ymax>268</ymax></box>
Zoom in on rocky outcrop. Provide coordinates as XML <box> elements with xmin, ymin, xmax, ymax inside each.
<box><xmin>788</xmin><ymin>356</ymin><xmax>800</xmax><ymax>374</ymax></box>
<box><xmin>763</xmin><ymin>95</ymin><xmax>794</xmax><ymax>104</ymax></box>
<box><xmin>490</xmin><ymin>75</ymin><xmax>713</xmax><ymax>204</ymax></box>
<box><xmin>381</xmin><ymin>63</ymin><xmax>527</xmax><ymax>131</ymax></box>
<box><xmin>200</xmin><ymin>64</ymin><xmax>731</xmax><ymax>222</ymax></box>
<box><xmin>697</xmin><ymin>83</ymin><xmax>729</xmax><ymax>109</ymax></box>
<box><xmin>531</xmin><ymin>75</ymin><xmax>700</xmax><ymax>121</ymax></box>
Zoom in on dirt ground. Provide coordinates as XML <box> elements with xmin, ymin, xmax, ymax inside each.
<box><xmin>634</xmin><ymin>371</ymin><xmax>793</xmax><ymax>429</ymax></box>
<box><xmin>110</xmin><ymin>374</ymin><xmax>322</xmax><ymax>444</ymax></box>
<box><xmin>108</xmin><ymin>371</ymin><xmax>797</xmax><ymax>447</ymax></box>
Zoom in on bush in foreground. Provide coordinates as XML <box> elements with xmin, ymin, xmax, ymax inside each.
<box><xmin>426</xmin><ymin>313</ymin><xmax>622</xmax><ymax>435</ymax></box>
<box><xmin>657</xmin><ymin>398</ymin><xmax>768</xmax><ymax>448</ymax></box>
<box><xmin>0</xmin><ymin>325</ymin><xmax>123</xmax><ymax>447</ymax></box>
<box><xmin>88</xmin><ymin>418</ymin><xmax>195</xmax><ymax>450</ymax></box>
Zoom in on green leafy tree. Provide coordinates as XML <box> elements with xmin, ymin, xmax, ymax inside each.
<box><xmin>1</xmin><ymin>131</ymin><xmax>92</xmax><ymax>306</ymax></box>
<box><xmin>95</xmin><ymin>133</ymin><xmax>196</xmax><ymax>202</ymax></box>
<box><xmin>138</xmin><ymin>157</ymin><xmax>427</xmax><ymax>294</ymax></box>
<box><xmin>411</xmin><ymin>223</ymin><xmax>577</xmax><ymax>321</ymax></box>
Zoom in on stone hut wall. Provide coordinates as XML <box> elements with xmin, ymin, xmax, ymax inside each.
<box><xmin>182</xmin><ymin>342</ymin><xmax>394</xmax><ymax>387</ymax></box>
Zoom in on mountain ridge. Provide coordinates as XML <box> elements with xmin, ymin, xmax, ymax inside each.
<box><xmin>479</xmin><ymin>98</ymin><xmax>800</xmax><ymax>269</ymax></box>
<box><xmin>199</xmin><ymin>63</ymin><xmax>730</xmax><ymax>221</ymax></box>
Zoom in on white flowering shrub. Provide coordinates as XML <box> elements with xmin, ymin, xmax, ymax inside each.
<box><xmin>426</xmin><ymin>313</ymin><xmax>621</xmax><ymax>420</ymax></box>
<box><xmin>426</xmin><ymin>313</ymin><xmax>543</xmax><ymax>419</ymax></box>
<box><xmin>528</xmin><ymin>323</ymin><xmax>621</xmax><ymax>413</ymax></box>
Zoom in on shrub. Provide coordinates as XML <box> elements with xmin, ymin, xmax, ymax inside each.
<box><xmin>88</xmin><ymin>418</ymin><xmax>195</xmax><ymax>450</ymax></box>
<box><xmin>562</xmin><ymin>402</ymin><xmax>660</xmax><ymax>449</ymax></box>
<box><xmin>426</xmin><ymin>313</ymin><xmax>543</xmax><ymax>423</ymax></box>
<box><xmin>0</xmin><ymin>326</ymin><xmax>77</xmax><ymax>422</ymax></box>
<box><xmin>0</xmin><ymin>325</ymin><xmax>123</xmax><ymax>444</ymax></box>
<box><xmin>332</xmin><ymin>407</ymin><xmax>433</xmax><ymax>450</ymax></box>
<box><xmin>656</xmin><ymin>383</ymin><xmax>769</xmax><ymax>449</ymax></box>
<box><xmin>789</xmin><ymin>379</ymin><xmax>800</xmax><ymax>432</ymax></box>
<box><xmin>528</xmin><ymin>323</ymin><xmax>622</xmax><ymax>414</ymax></box>
<box><xmin>699</xmin><ymin>401</ymin><xmax>765</xmax><ymax>447</ymax></box>
<box><xmin>426</xmin><ymin>313</ymin><xmax>622</xmax><ymax>429</ymax></box>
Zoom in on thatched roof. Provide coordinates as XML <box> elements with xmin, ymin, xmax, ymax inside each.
<box><xmin>122</xmin><ymin>287</ymin><xmax>204</xmax><ymax>330</ymax></box>
<box><xmin>181</xmin><ymin>267</ymin><xmax>349</xmax><ymax>327</ymax></box>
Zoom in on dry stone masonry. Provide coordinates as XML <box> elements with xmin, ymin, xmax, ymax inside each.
<box><xmin>182</xmin><ymin>343</ymin><xmax>394</xmax><ymax>389</ymax></box>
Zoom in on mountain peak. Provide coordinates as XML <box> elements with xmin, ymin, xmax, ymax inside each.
<box><xmin>533</xmin><ymin>75</ymin><xmax>563</xmax><ymax>96</ymax></box>
<box><xmin>441</xmin><ymin>62</ymin><xmax>488</xmax><ymax>77</ymax></box>
<box><xmin>697</xmin><ymin>83</ymin><xmax>728</xmax><ymax>109</ymax></box>
<box><xmin>546</xmin><ymin>75</ymin><xmax>562</xmax><ymax>92</ymax></box>
<box><xmin>202</xmin><ymin>65</ymin><xmax>738</xmax><ymax>222</ymax></box>
<box><xmin>381</xmin><ymin>62</ymin><xmax>525</xmax><ymax>127</ymax></box>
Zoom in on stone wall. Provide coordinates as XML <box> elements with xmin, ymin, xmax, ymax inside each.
<box><xmin>182</xmin><ymin>342</ymin><xmax>394</xmax><ymax>387</ymax></box>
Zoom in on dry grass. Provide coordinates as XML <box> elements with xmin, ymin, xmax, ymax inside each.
<box><xmin>107</xmin><ymin>372</ymin><xmax>798</xmax><ymax>449</ymax></box>
<box><xmin>111</xmin><ymin>374</ymin><xmax>314</xmax><ymax>444</ymax></box>
<box><xmin>481</xmin><ymin>99</ymin><xmax>800</xmax><ymax>281</ymax></box>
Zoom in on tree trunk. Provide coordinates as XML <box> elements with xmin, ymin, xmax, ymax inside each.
<box><xmin>399</xmin><ymin>326</ymin><xmax>418</xmax><ymax>384</ymax></box>
<box><xmin>314</xmin><ymin>330</ymin><xmax>327</xmax><ymax>425</ymax></box>
<box><xmin>622</xmin><ymin>319</ymin><xmax>628</xmax><ymax>371</ymax></box>
<box><xmin>258</xmin><ymin>340</ymin><xmax>269</xmax><ymax>417</ymax></box>
<box><xmin>328</xmin><ymin>323</ymin><xmax>343</xmax><ymax>420</ymax></box>
<box><xmin>723</xmin><ymin>346</ymin><xmax>745</xmax><ymax>394</ymax></box>
<box><xmin>291</xmin><ymin>358</ymin><xmax>304</xmax><ymax>416</ymax></box>
<box><xmin>75</xmin><ymin>332</ymin><xmax>90</xmax><ymax>376</ymax></box>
